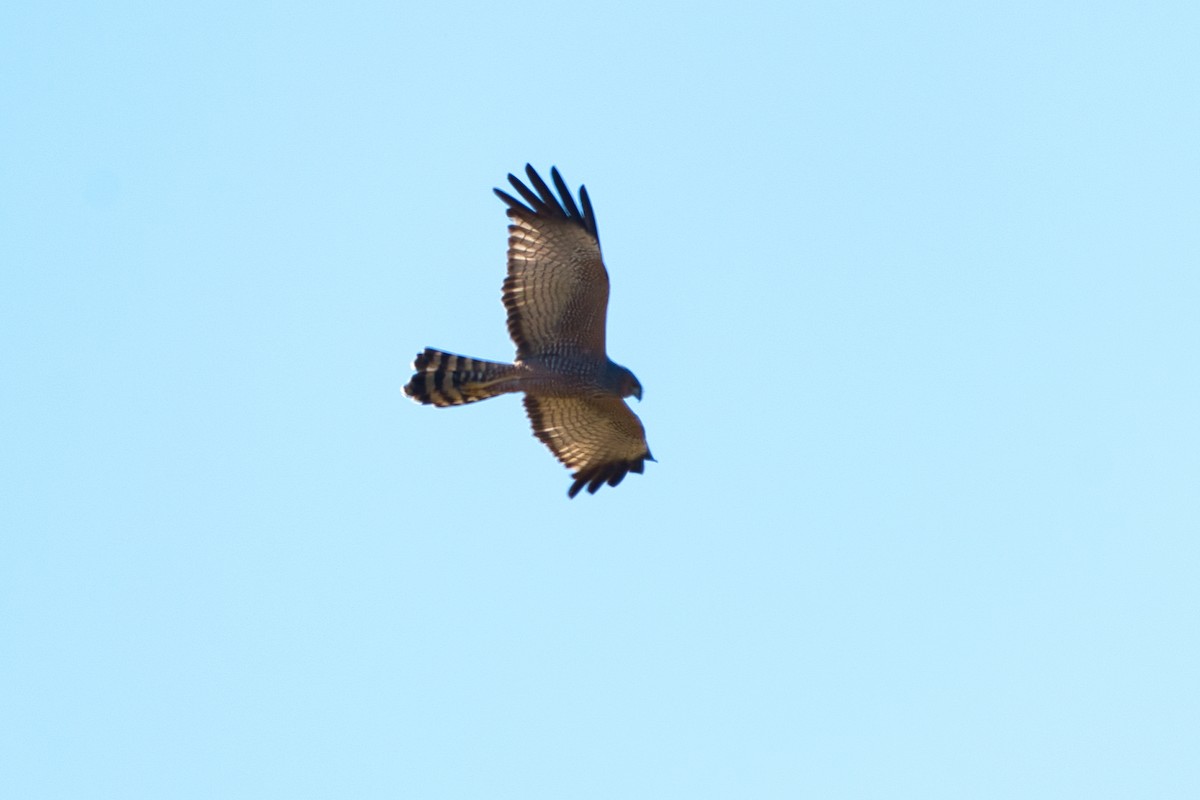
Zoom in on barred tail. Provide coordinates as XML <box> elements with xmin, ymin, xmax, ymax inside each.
<box><xmin>403</xmin><ymin>348</ymin><xmax>518</xmax><ymax>407</ymax></box>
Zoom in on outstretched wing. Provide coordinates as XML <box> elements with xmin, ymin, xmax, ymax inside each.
<box><xmin>524</xmin><ymin>395</ymin><xmax>653</xmax><ymax>498</ymax></box>
<box><xmin>494</xmin><ymin>165</ymin><xmax>609</xmax><ymax>361</ymax></box>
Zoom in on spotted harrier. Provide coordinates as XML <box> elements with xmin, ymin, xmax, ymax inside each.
<box><xmin>403</xmin><ymin>165</ymin><xmax>653</xmax><ymax>497</ymax></box>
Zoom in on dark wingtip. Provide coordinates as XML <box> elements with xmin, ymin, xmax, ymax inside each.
<box><xmin>495</xmin><ymin>164</ymin><xmax>597</xmax><ymax>239</ymax></box>
<box><xmin>579</xmin><ymin>185</ymin><xmax>597</xmax><ymax>239</ymax></box>
<box><xmin>565</xmin><ymin>456</ymin><xmax>653</xmax><ymax>497</ymax></box>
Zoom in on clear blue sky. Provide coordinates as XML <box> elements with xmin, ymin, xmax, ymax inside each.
<box><xmin>3</xmin><ymin>2</ymin><xmax>1198</xmax><ymax>798</ymax></box>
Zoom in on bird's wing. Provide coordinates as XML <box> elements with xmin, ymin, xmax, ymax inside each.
<box><xmin>494</xmin><ymin>165</ymin><xmax>609</xmax><ymax>361</ymax></box>
<box><xmin>523</xmin><ymin>394</ymin><xmax>653</xmax><ymax>498</ymax></box>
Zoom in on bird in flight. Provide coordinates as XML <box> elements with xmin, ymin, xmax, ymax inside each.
<box><xmin>403</xmin><ymin>165</ymin><xmax>653</xmax><ymax>497</ymax></box>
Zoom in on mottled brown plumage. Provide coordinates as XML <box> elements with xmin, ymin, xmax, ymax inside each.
<box><xmin>403</xmin><ymin>165</ymin><xmax>652</xmax><ymax>497</ymax></box>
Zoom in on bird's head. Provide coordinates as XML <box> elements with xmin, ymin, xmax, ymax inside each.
<box><xmin>611</xmin><ymin>363</ymin><xmax>643</xmax><ymax>401</ymax></box>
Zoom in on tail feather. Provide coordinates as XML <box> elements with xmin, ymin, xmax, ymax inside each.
<box><xmin>403</xmin><ymin>348</ymin><xmax>517</xmax><ymax>407</ymax></box>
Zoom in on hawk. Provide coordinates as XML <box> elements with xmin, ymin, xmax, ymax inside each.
<box><xmin>403</xmin><ymin>165</ymin><xmax>653</xmax><ymax>498</ymax></box>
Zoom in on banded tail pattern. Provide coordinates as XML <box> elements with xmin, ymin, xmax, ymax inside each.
<box><xmin>403</xmin><ymin>348</ymin><xmax>517</xmax><ymax>407</ymax></box>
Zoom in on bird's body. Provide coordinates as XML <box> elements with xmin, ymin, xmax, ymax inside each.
<box><xmin>403</xmin><ymin>165</ymin><xmax>652</xmax><ymax>497</ymax></box>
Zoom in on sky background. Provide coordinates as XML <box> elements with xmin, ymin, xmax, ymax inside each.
<box><xmin>3</xmin><ymin>2</ymin><xmax>1198</xmax><ymax>798</ymax></box>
